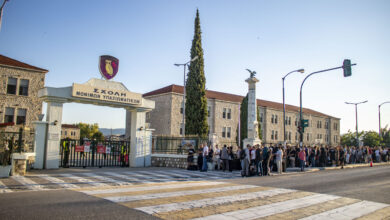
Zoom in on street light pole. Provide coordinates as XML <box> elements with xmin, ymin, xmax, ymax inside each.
<box><xmin>379</xmin><ymin>101</ymin><xmax>390</xmax><ymax>136</ymax></box>
<box><xmin>174</xmin><ymin>56</ymin><xmax>198</xmax><ymax>137</ymax></box>
<box><xmin>282</xmin><ymin>69</ymin><xmax>304</xmax><ymax>143</ymax></box>
<box><xmin>299</xmin><ymin>61</ymin><xmax>356</xmax><ymax>145</ymax></box>
<box><xmin>345</xmin><ymin>101</ymin><xmax>368</xmax><ymax>147</ymax></box>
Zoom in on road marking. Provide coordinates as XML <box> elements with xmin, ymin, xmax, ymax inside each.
<box><xmin>153</xmin><ymin>191</ymin><xmax>313</xmax><ymax>219</ymax></box>
<box><xmin>103</xmin><ymin>172</ymin><xmax>143</xmax><ymax>183</ymax></box>
<box><xmin>105</xmin><ymin>184</ymin><xmax>258</xmax><ymax>203</ymax></box>
<box><xmin>137</xmin><ymin>188</ymin><xmax>295</xmax><ymax>214</ymax></box>
<box><xmin>81</xmin><ymin>181</ymin><xmax>226</xmax><ymax>195</ymax></box>
<box><xmin>123</xmin><ymin>171</ymin><xmax>172</xmax><ymax>182</ymax></box>
<box><xmin>165</xmin><ymin>169</ymin><xmax>226</xmax><ymax>180</ymax></box>
<box><xmin>136</xmin><ymin>170</ymin><xmax>175</xmax><ymax>179</ymax></box>
<box><xmin>82</xmin><ymin>173</ymin><xmax>130</xmax><ymax>186</ymax></box>
<box><xmin>355</xmin><ymin>206</ymin><xmax>390</xmax><ymax>220</ymax></box>
<box><xmin>36</xmin><ymin>174</ymin><xmax>80</xmax><ymax>189</ymax></box>
<box><xmin>60</xmin><ymin>173</ymin><xmax>109</xmax><ymax>187</ymax></box>
<box><xmin>299</xmin><ymin>200</ymin><xmax>389</xmax><ymax>220</ymax></box>
<box><xmin>11</xmin><ymin>176</ymin><xmax>47</xmax><ymax>191</ymax></box>
<box><xmin>260</xmin><ymin>197</ymin><xmax>360</xmax><ymax>220</ymax></box>
<box><xmin>194</xmin><ymin>194</ymin><xmax>340</xmax><ymax>220</ymax></box>
<box><xmin>0</xmin><ymin>179</ymin><xmax>12</xmax><ymax>193</ymax></box>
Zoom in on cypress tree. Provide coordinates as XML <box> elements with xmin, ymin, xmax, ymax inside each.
<box><xmin>185</xmin><ymin>9</ymin><xmax>208</xmax><ymax>137</ymax></box>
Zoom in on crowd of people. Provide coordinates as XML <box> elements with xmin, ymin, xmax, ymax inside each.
<box><xmin>187</xmin><ymin>142</ymin><xmax>390</xmax><ymax>177</ymax></box>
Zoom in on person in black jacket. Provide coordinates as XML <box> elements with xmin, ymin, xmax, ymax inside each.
<box><xmin>255</xmin><ymin>145</ymin><xmax>263</xmax><ymax>176</ymax></box>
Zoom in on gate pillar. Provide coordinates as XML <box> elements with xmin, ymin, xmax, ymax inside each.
<box><xmin>126</xmin><ymin>110</ymin><xmax>152</xmax><ymax>167</ymax></box>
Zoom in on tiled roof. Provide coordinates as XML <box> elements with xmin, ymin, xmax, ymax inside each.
<box><xmin>0</xmin><ymin>54</ymin><xmax>48</xmax><ymax>73</ymax></box>
<box><xmin>61</xmin><ymin>124</ymin><xmax>79</xmax><ymax>129</ymax></box>
<box><xmin>143</xmin><ymin>84</ymin><xmax>335</xmax><ymax>118</ymax></box>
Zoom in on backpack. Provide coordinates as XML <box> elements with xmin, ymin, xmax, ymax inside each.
<box><xmin>240</xmin><ymin>150</ymin><xmax>246</xmax><ymax>160</ymax></box>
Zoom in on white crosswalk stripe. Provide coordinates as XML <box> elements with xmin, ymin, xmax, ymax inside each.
<box><xmin>82</xmin><ymin>173</ymin><xmax>131</xmax><ymax>186</ymax></box>
<box><xmin>0</xmin><ymin>179</ymin><xmax>12</xmax><ymax>193</ymax></box>
<box><xmin>11</xmin><ymin>176</ymin><xmax>47</xmax><ymax>191</ymax></box>
<box><xmin>73</xmin><ymin>179</ymin><xmax>390</xmax><ymax>219</ymax></box>
<box><xmin>81</xmin><ymin>181</ymin><xmax>226</xmax><ymax>195</ymax></box>
<box><xmin>196</xmin><ymin>194</ymin><xmax>341</xmax><ymax>220</ymax></box>
<box><xmin>137</xmin><ymin>188</ymin><xmax>295</xmax><ymax>214</ymax></box>
<box><xmin>299</xmin><ymin>200</ymin><xmax>389</xmax><ymax>220</ymax></box>
<box><xmin>104</xmin><ymin>184</ymin><xmax>258</xmax><ymax>203</ymax></box>
<box><xmin>36</xmin><ymin>174</ymin><xmax>80</xmax><ymax>189</ymax></box>
<box><xmin>103</xmin><ymin>172</ymin><xmax>144</xmax><ymax>183</ymax></box>
<box><xmin>60</xmin><ymin>173</ymin><xmax>109</xmax><ymax>187</ymax></box>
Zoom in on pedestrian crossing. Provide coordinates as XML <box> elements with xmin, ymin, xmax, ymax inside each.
<box><xmin>0</xmin><ymin>169</ymin><xmax>242</xmax><ymax>193</ymax></box>
<box><xmin>74</xmin><ymin>181</ymin><xmax>390</xmax><ymax>220</ymax></box>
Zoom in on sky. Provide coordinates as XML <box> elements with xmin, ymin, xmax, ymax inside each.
<box><xmin>1</xmin><ymin>0</ymin><xmax>389</xmax><ymax>134</ymax></box>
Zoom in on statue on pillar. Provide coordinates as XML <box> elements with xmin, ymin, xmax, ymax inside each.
<box><xmin>246</xmin><ymin>69</ymin><xmax>256</xmax><ymax>78</ymax></box>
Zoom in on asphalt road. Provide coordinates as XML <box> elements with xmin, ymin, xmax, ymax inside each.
<box><xmin>0</xmin><ymin>165</ymin><xmax>388</xmax><ymax>219</ymax></box>
<box><xmin>226</xmin><ymin>165</ymin><xmax>390</xmax><ymax>204</ymax></box>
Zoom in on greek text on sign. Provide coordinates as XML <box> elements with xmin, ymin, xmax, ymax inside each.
<box><xmin>72</xmin><ymin>83</ymin><xmax>142</xmax><ymax>105</ymax></box>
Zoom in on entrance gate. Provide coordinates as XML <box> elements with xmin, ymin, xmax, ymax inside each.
<box><xmin>60</xmin><ymin>139</ymin><xmax>130</xmax><ymax>167</ymax></box>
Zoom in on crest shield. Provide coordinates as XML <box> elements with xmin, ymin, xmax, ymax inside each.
<box><xmin>99</xmin><ymin>55</ymin><xmax>119</xmax><ymax>80</ymax></box>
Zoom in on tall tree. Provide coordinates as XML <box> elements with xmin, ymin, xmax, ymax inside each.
<box><xmin>77</xmin><ymin>123</ymin><xmax>104</xmax><ymax>141</ymax></box>
<box><xmin>362</xmin><ymin>131</ymin><xmax>381</xmax><ymax>147</ymax></box>
<box><xmin>185</xmin><ymin>9</ymin><xmax>208</xmax><ymax>137</ymax></box>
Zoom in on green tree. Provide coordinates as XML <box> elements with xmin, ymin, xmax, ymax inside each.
<box><xmin>77</xmin><ymin>123</ymin><xmax>104</xmax><ymax>141</ymax></box>
<box><xmin>380</xmin><ymin>126</ymin><xmax>390</xmax><ymax>147</ymax></box>
<box><xmin>185</xmin><ymin>9</ymin><xmax>208</xmax><ymax>137</ymax></box>
<box><xmin>340</xmin><ymin>130</ymin><xmax>358</xmax><ymax>146</ymax></box>
<box><xmin>239</xmin><ymin>94</ymin><xmax>248</xmax><ymax>146</ymax></box>
<box><xmin>362</xmin><ymin>131</ymin><xmax>381</xmax><ymax>147</ymax></box>
<box><xmin>238</xmin><ymin>94</ymin><xmax>262</xmax><ymax>146</ymax></box>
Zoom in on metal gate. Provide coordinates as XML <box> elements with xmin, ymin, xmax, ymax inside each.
<box><xmin>59</xmin><ymin>139</ymin><xmax>130</xmax><ymax>167</ymax></box>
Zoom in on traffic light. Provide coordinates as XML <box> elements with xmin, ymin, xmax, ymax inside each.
<box><xmin>343</xmin><ymin>59</ymin><xmax>352</xmax><ymax>77</ymax></box>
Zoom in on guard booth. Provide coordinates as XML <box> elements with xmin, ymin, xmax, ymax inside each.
<box><xmin>34</xmin><ymin>78</ymin><xmax>155</xmax><ymax>169</ymax></box>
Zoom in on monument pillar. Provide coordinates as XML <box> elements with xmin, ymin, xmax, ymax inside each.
<box><xmin>243</xmin><ymin>77</ymin><xmax>262</xmax><ymax>148</ymax></box>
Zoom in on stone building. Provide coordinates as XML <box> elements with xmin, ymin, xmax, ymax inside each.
<box><xmin>0</xmin><ymin>54</ymin><xmax>48</xmax><ymax>132</ymax></box>
<box><xmin>61</xmin><ymin>124</ymin><xmax>80</xmax><ymax>140</ymax></box>
<box><xmin>144</xmin><ymin>84</ymin><xmax>341</xmax><ymax>146</ymax></box>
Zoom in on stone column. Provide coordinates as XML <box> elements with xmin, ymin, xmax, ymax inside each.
<box><xmin>45</xmin><ymin>101</ymin><xmax>64</xmax><ymax>169</ymax></box>
<box><xmin>33</xmin><ymin>121</ymin><xmax>48</xmax><ymax>169</ymax></box>
<box><xmin>243</xmin><ymin>77</ymin><xmax>262</xmax><ymax>148</ymax></box>
<box><xmin>126</xmin><ymin>109</ymin><xmax>152</xmax><ymax>167</ymax></box>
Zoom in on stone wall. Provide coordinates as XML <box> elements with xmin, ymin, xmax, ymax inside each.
<box><xmin>0</xmin><ymin>66</ymin><xmax>46</xmax><ymax>132</ymax></box>
<box><xmin>145</xmin><ymin>94</ymin><xmax>173</xmax><ymax>135</ymax></box>
<box><xmin>151</xmin><ymin>154</ymin><xmax>196</xmax><ymax>169</ymax></box>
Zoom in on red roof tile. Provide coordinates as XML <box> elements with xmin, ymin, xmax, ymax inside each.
<box><xmin>61</xmin><ymin>124</ymin><xmax>79</xmax><ymax>129</ymax></box>
<box><xmin>0</xmin><ymin>54</ymin><xmax>48</xmax><ymax>73</ymax></box>
<box><xmin>143</xmin><ymin>84</ymin><xmax>335</xmax><ymax>118</ymax></box>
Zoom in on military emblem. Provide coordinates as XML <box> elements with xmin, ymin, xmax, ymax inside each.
<box><xmin>99</xmin><ymin>55</ymin><xmax>119</xmax><ymax>80</ymax></box>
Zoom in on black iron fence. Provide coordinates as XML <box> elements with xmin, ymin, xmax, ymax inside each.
<box><xmin>152</xmin><ymin>136</ymin><xmax>208</xmax><ymax>155</ymax></box>
<box><xmin>60</xmin><ymin>139</ymin><xmax>130</xmax><ymax>167</ymax></box>
<box><xmin>0</xmin><ymin>129</ymin><xmax>35</xmax><ymax>166</ymax></box>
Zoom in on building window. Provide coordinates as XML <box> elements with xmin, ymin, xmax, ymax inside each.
<box><xmin>334</xmin><ymin>123</ymin><xmax>338</xmax><ymax>130</ymax></box>
<box><xmin>334</xmin><ymin>135</ymin><xmax>338</xmax><ymax>142</ymax></box>
<box><xmin>180</xmin><ymin>123</ymin><xmax>184</xmax><ymax>135</ymax></box>
<box><xmin>271</xmin><ymin>130</ymin><xmax>274</xmax><ymax>140</ymax></box>
<box><xmin>288</xmin><ymin>132</ymin><xmax>291</xmax><ymax>141</ymax></box>
<box><xmin>271</xmin><ymin>115</ymin><xmax>274</xmax><ymax>124</ymax></box>
<box><xmin>275</xmin><ymin>115</ymin><xmax>278</xmax><ymax>124</ymax></box>
<box><xmin>16</xmin><ymin>108</ymin><xmax>27</xmax><ymax>125</ymax></box>
<box><xmin>227</xmin><ymin>108</ymin><xmax>231</xmax><ymax>119</ymax></box>
<box><xmin>207</xmin><ymin>106</ymin><xmax>210</xmax><ymax>117</ymax></box>
<box><xmin>295</xmin><ymin>118</ymin><xmax>298</xmax><ymax>126</ymax></box>
<box><xmin>325</xmin><ymin>121</ymin><xmax>328</xmax><ymax>129</ymax></box>
<box><xmin>288</xmin><ymin>117</ymin><xmax>291</xmax><ymax>125</ymax></box>
<box><xmin>180</xmin><ymin>107</ymin><xmax>183</xmax><ymax>114</ymax></box>
<box><xmin>260</xmin><ymin>113</ymin><xmax>263</xmax><ymax>123</ymax></box>
<box><xmin>7</xmin><ymin>77</ymin><xmax>17</xmax><ymax>95</ymax></box>
<box><xmin>4</xmin><ymin>107</ymin><xmax>15</xmax><ymax>123</ymax></box>
<box><xmin>222</xmin><ymin>127</ymin><xmax>226</xmax><ymax>138</ymax></box>
<box><xmin>275</xmin><ymin>131</ymin><xmax>278</xmax><ymax>140</ymax></box>
<box><xmin>223</xmin><ymin>108</ymin><xmax>226</xmax><ymax>119</ymax></box>
<box><xmin>19</xmin><ymin>79</ymin><xmax>29</xmax><ymax>96</ymax></box>
<box><xmin>307</xmin><ymin>133</ymin><xmax>310</xmax><ymax>141</ymax></box>
<box><xmin>227</xmin><ymin>127</ymin><xmax>231</xmax><ymax>138</ymax></box>
<box><xmin>65</xmin><ymin>131</ymin><xmax>68</xmax><ymax>136</ymax></box>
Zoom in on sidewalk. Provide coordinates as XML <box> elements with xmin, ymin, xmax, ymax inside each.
<box><xmin>286</xmin><ymin>161</ymin><xmax>390</xmax><ymax>173</ymax></box>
